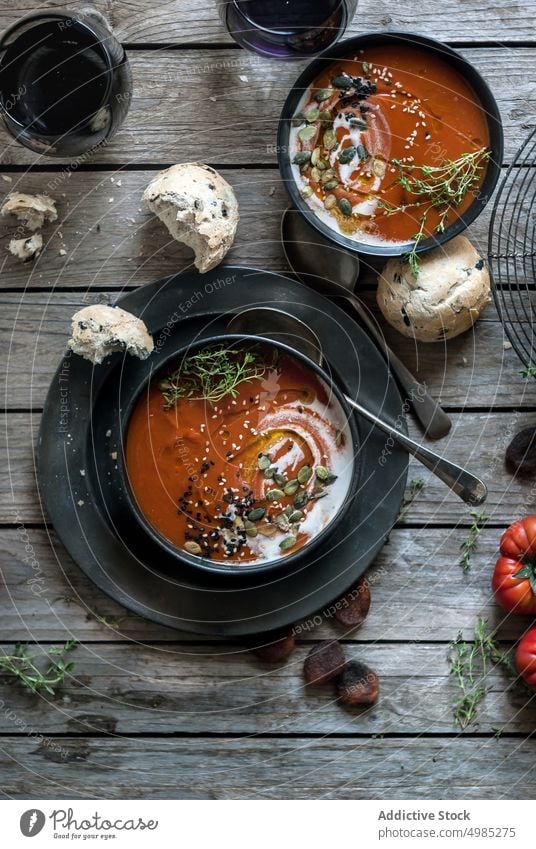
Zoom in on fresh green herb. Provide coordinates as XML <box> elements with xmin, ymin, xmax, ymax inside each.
<box><xmin>520</xmin><ymin>362</ymin><xmax>536</xmax><ymax>379</ymax></box>
<box><xmin>460</xmin><ymin>510</ymin><xmax>489</xmax><ymax>571</ymax></box>
<box><xmin>0</xmin><ymin>640</ymin><xmax>78</xmax><ymax>696</ymax></box>
<box><xmin>397</xmin><ymin>478</ymin><xmax>425</xmax><ymax>522</ymax></box>
<box><xmin>159</xmin><ymin>344</ymin><xmax>267</xmax><ymax>407</ymax></box>
<box><xmin>379</xmin><ymin>148</ymin><xmax>489</xmax><ymax>278</ymax></box>
<box><xmin>448</xmin><ymin>617</ymin><xmax>518</xmax><ymax>728</ymax></box>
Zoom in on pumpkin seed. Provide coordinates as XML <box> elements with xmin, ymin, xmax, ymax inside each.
<box><xmin>339</xmin><ymin>145</ymin><xmax>357</xmax><ymax>165</ymax></box>
<box><xmin>275</xmin><ymin>514</ymin><xmax>290</xmax><ymax>531</ymax></box>
<box><xmin>184</xmin><ymin>541</ymin><xmax>202</xmax><ymax>555</ymax></box>
<box><xmin>324</xmin><ymin>194</ymin><xmax>337</xmax><ymax>210</ymax></box>
<box><xmin>279</xmin><ymin>535</ymin><xmax>297</xmax><ymax>551</ymax></box>
<box><xmin>247</xmin><ymin>507</ymin><xmax>266</xmax><ymax>522</ymax></box>
<box><xmin>320</xmin><ymin>169</ymin><xmax>335</xmax><ymax>184</ymax></box>
<box><xmin>257</xmin><ymin>523</ymin><xmax>277</xmax><ymax>538</ymax></box>
<box><xmin>284</xmin><ymin>505</ymin><xmax>294</xmax><ymax>517</ymax></box>
<box><xmin>244</xmin><ymin>519</ymin><xmax>258</xmax><ymax>537</ymax></box>
<box><xmin>258</xmin><ymin>453</ymin><xmax>271</xmax><ymax>470</ymax></box>
<box><xmin>274</xmin><ymin>473</ymin><xmax>287</xmax><ymax>486</ymax></box>
<box><xmin>311</xmin><ymin>146</ymin><xmax>321</xmax><ymax>166</ymax></box>
<box><xmin>300</xmin><ymin>185</ymin><xmax>313</xmax><ymax>199</ymax></box>
<box><xmin>312</xmin><ymin>490</ymin><xmax>328</xmax><ymax>500</ymax></box>
<box><xmin>310</xmin><ymin>166</ymin><xmax>321</xmax><ymax>183</ymax></box>
<box><xmin>316</xmin><ymin>159</ymin><xmax>328</xmax><ymax>170</ymax></box>
<box><xmin>362</xmin><ymin>61</ymin><xmax>370</xmax><ymax>74</ymax></box>
<box><xmin>288</xmin><ymin>510</ymin><xmax>304</xmax><ymax>523</ymax></box>
<box><xmin>297</xmin><ymin>464</ymin><xmax>312</xmax><ymax>484</ymax></box>
<box><xmin>315</xmin><ymin>465</ymin><xmax>330</xmax><ymax>481</ymax></box>
<box><xmin>338</xmin><ymin>197</ymin><xmax>353</xmax><ymax>217</ymax></box>
<box><xmin>294</xmin><ymin>490</ymin><xmax>309</xmax><ymax>509</ymax></box>
<box><xmin>349</xmin><ymin>117</ymin><xmax>368</xmax><ymax>130</ymax></box>
<box><xmin>323</xmin><ymin>472</ymin><xmax>338</xmax><ymax>485</ymax></box>
<box><xmin>356</xmin><ymin>143</ymin><xmax>369</xmax><ymax>160</ymax></box>
<box><xmin>284</xmin><ymin>479</ymin><xmax>299</xmax><ymax>496</ymax></box>
<box><xmin>323</xmin><ymin>128</ymin><xmax>337</xmax><ymax>150</ymax></box>
<box><xmin>319</xmin><ymin>110</ymin><xmax>333</xmax><ymax>127</ymax></box>
<box><xmin>264</xmin><ymin>467</ymin><xmax>276</xmax><ymax>479</ymax></box>
<box><xmin>324</xmin><ymin>180</ymin><xmax>339</xmax><ymax>192</ymax></box>
<box><xmin>305</xmin><ymin>106</ymin><xmax>319</xmax><ymax>123</ymax></box>
<box><xmin>314</xmin><ymin>87</ymin><xmax>333</xmax><ymax>102</ymax></box>
<box><xmin>266</xmin><ymin>488</ymin><xmax>285</xmax><ymax>502</ymax></box>
<box><xmin>331</xmin><ymin>73</ymin><xmax>353</xmax><ymax>89</ymax></box>
<box><xmin>293</xmin><ymin>150</ymin><xmax>311</xmax><ymax>165</ymax></box>
<box><xmin>291</xmin><ymin>112</ymin><xmax>305</xmax><ymax>127</ymax></box>
<box><xmin>298</xmin><ymin>125</ymin><xmax>317</xmax><ymax>143</ymax></box>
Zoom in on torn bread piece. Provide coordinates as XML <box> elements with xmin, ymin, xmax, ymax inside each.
<box><xmin>68</xmin><ymin>304</ymin><xmax>154</xmax><ymax>364</ymax></box>
<box><xmin>9</xmin><ymin>233</ymin><xmax>43</xmax><ymax>262</ymax></box>
<box><xmin>143</xmin><ymin>162</ymin><xmax>239</xmax><ymax>273</ymax></box>
<box><xmin>1</xmin><ymin>192</ymin><xmax>57</xmax><ymax>231</ymax></box>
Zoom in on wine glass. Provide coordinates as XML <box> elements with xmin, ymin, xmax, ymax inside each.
<box><xmin>0</xmin><ymin>7</ymin><xmax>132</xmax><ymax>156</ymax></box>
<box><xmin>219</xmin><ymin>0</ymin><xmax>358</xmax><ymax>60</ymax></box>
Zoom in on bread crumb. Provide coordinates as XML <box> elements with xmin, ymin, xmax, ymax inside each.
<box><xmin>110</xmin><ymin>451</ymin><xmax>118</xmax><ymax>460</ymax></box>
<box><xmin>59</xmin><ymin>248</ymin><xmax>67</xmax><ymax>256</ymax></box>
<box><xmin>1</xmin><ymin>192</ymin><xmax>57</xmax><ymax>230</ymax></box>
<box><xmin>105</xmin><ymin>429</ymin><xmax>112</xmax><ymax>437</ymax></box>
<box><xmin>77</xmin><ymin>499</ymin><xmax>85</xmax><ymax>507</ymax></box>
<box><xmin>8</xmin><ymin>233</ymin><xmax>43</xmax><ymax>261</ymax></box>
<box><xmin>503</xmin><ymin>341</ymin><xmax>512</xmax><ymax>350</ymax></box>
<box><xmin>1</xmin><ymin>175</ymin><xmax>12</xmax><ymax>183</ymax></box>
<box><xmin>239</xmin><ymin>75</ymin><xmax>248</xmax><ymax>82</ymax></box>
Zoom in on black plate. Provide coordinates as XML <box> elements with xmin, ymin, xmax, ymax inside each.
<box><xmin>37</xmin><ymin>266</ymin><xmax>408</xmax><ymax>635</ymax></box>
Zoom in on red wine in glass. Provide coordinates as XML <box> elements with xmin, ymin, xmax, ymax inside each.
<box><xmin>0</xmin><ymin>9</ymin><xmax>132</xmax><ymax>156</ymax></box>
<box><xmin>221</xmin><ymin>0</ymin><xmax>358</xmax><ymax>59</ymax></box>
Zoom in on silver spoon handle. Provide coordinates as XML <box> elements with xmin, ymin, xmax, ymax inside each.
<box><xmin>343</xmin><ymin>294</ymin><xmax>452</xmax><ymax>441</ymax></box>
<box><xmin>344</xmin><ymin>394</ymin><xmax>487</xmax><ymax>506</ymax></box>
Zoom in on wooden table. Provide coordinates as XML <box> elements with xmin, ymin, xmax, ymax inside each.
<box><xmin>1</xmin><ymin>0</ymin><xmax>536</xmax><ymax>800</ymax></box>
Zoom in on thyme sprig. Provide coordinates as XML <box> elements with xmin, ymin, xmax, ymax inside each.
<box><xmin>459</xmin><ymin>510</ymin><xmax>489</xmax><ymax>572</ymax></box>
<box><xmin>159</xmin><ymin>344</ymin><xmax>268</xmax><ymax>407</ymax></box>
<box><xmin>397</xmin><ymin>478</ymin><xmax>425</xmax><ymax>522</ymax></box>
<box><xmin>379</xmin><ymin>148</ymin><xmax>490</xmax><ymax>278</ymax></box>
<box><xmin>0</xmin><ymin>640</ymin><xmax>78</xmax><ymax>696</ymax></box>
<box><xmin>448</xmin><ymin>618</ymin><xmax>519</xmax><ymax>729</ymax></box>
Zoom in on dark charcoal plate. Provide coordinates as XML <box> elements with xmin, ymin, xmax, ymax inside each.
<box><xmin>37</xmin><ymin>266</ymin><xmax>408</xmax><ymax>635</ymax></box>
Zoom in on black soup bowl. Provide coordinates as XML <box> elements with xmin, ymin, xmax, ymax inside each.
<box><xmin>117</xmin><ymin>334</ymin><xmax>361</xmax><ymax>580</ymax></box>
<box><xmin>277</xmin><ymin>30</ymin><xmax>504</xmax><ymax>261</ymax></box>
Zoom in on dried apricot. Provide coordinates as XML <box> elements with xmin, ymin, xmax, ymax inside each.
<box><xmin>336</xmin><ymin>660</ymin><xmax>379</xmax><ymax>706</ymax></box>
<box><xmin>505</xmin><ymin>427</ymin><xmax>536</xmax><ymax>476</ymax></box>
<box><xmin>248</xmin><ymin>628</ymin><xmax>296</xmax><ymax>663</ymax></box>
<box><xmin>303</xmin><ymin>640</ymin><xmax>345</xmax><ymax>684</ymax></box>
<box><xmin>333</xmin><ymin>576</ymin><xmax>371</xmax><ymax>628</ymax></box>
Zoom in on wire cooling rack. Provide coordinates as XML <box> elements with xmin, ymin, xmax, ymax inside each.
<box><xmin>489</xmin><ymin>128</ymin><xmax>536</xmax><ymax>372</ymax></box>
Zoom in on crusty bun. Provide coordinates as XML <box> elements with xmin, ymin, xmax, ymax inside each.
<box><xmin>376</xmin><ymin>236</ymin><xmax>491</xmax><ymax>342</ymax></box>
<box><xmin>68</xmin><ymin>305</ymin><xmax>154</xmax><ymax>364</ymax></box>
<box><xmin>143</xmin><ymin>162</ymin><xmax>239</xmax><ymax>273</ymax></box>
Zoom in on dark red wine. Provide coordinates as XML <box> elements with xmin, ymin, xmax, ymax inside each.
<box><xmin>223</xmin><ymin>0</ymin><xmax>357</xmax><ymax>58</ymax></box>
<box><xmin>0</xmin><ymin>13</ymin><xmax>131</xmax><ymax>156</ymax></box>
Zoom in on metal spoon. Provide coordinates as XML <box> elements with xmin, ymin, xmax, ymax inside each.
<box><xmin>227</xmin><ymin>307</ymin><xmax>487</xmax><ymax>506</ymax></box>
<box><xmin>281</xmin><ymin>207</ymin><xmax>452</xmax><ymax>441</ymax></box>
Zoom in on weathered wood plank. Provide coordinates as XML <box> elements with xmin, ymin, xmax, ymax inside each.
<box><xmin>2</xmin><ymin>410</ymin><xmax>535</xmax><ymax>524</ymax></box>
<box><xmin>0</xmin><ymin>736</ymin><xmax>534</xmax><ymax>798</ymax></box>
<box><xmin>0</xmin><ymin>0</ymin><xmax>532</xmax><ymax>44</ymax></box>
<box><xmin>0</xmin><ymin>525</ymin><xmax>527</xmax><ymax>642</ymax></box>
<box><xmin>1</xmin><ymin>289</ymin><xmax>534</xmax><ymax>410</ymax></box>
<box><xmin>0</xmin><ymin>166</ymin><xmax>513</xmax><ymax>290</ymax></box>
<box><xmin>0</xmin><ymin>48</ymin><xmax>532</xmax><ymax>165</ymax></box>
<box><xmin>0</xmin><ymin>641</ymin><xmax>533</xmax><ymax>735</ymax></box>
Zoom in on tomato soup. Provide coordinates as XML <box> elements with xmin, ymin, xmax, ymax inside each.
<box><xmin>289</xmin><ymin>44</ymin><xmax>490</xmax><ymax>246</ymax></box>
<box><xmin>126</xmin><ymin>343</ymin><xmax>354</xmax><ymax>565</ymax></box>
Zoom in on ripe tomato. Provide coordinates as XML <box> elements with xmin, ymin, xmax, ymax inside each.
<box><xmin>492</xmin><ymin>516</ymin><xmax>536</xmax><ymax>615</ymax></box>
<box><xmin>515</xmin><ymin>627</ymin><xmax>536</xmax><ymax>689</ymax></box>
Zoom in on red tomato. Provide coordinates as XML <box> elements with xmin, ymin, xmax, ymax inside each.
<box><xmin>515</xmin><ymin>627</ymin><xmax>536</xmax><ymax>689</ymax></box>
<box><xmin>492</xmin><ymin>516</ymin><xmax>536</xmax><ymax>615</ymax></box>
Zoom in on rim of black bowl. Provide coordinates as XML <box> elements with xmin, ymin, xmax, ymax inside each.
<box><xmin>117</xmin><ymin>333</ymin><xmax>361</xmax><ymax>578</ymax></box>
<box><xmin>277</xmin><ymin>30</ymin><xmax>504</xmax><ymax>259</ymax></box>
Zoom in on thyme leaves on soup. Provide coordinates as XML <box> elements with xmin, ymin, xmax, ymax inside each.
<box><xmin>379</xmin><ymin>147</ymin><xmax>490</xmax><ymax>278</ymax></box>
<box><xmin>159</xmin><ymin>344</ymin><xmax>268</xmax><ymax>407</ymax></box>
